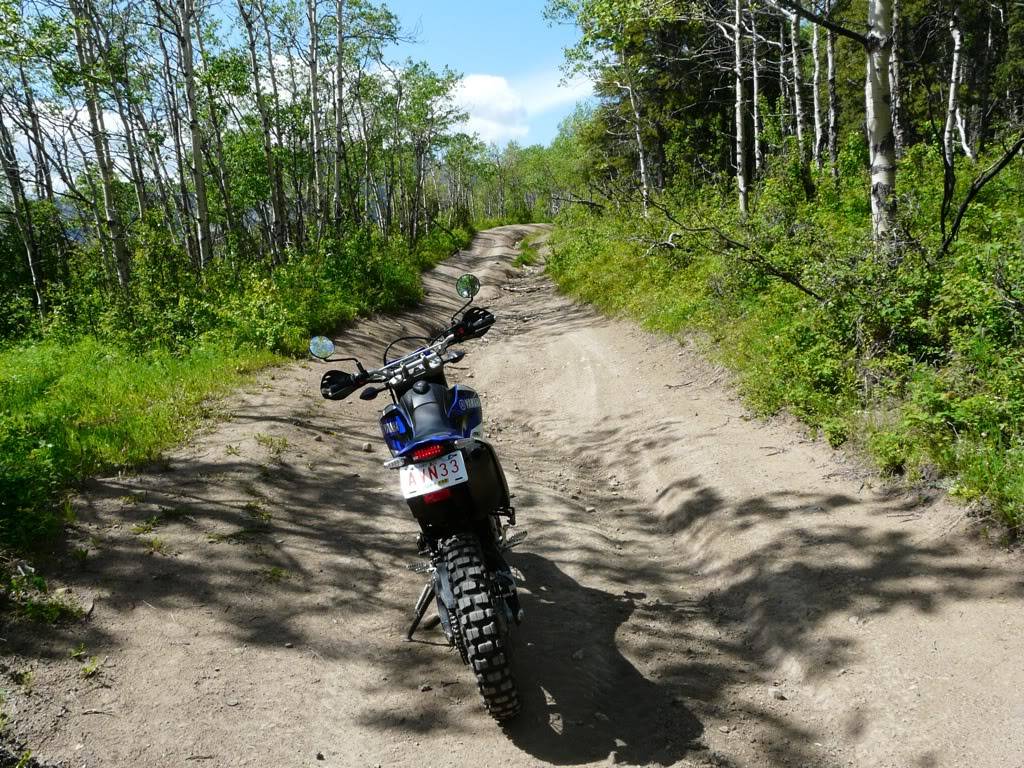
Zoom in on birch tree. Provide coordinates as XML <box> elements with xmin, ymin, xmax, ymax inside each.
<box><xmin>774</xmin><ymin>0</ymin><xmax>898</xmax><ymax>239</ymax></box>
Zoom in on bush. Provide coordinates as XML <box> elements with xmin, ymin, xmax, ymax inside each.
<box><xmin>548</xmin><ymin>146</ymin><xmax>1024</xmax><ymax>530</ymax></box>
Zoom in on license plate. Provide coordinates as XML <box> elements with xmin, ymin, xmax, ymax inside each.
<box><xmin>399</xmin><ymin>450</ymin><xmax>469</xmax><ymax>499</ymax></box>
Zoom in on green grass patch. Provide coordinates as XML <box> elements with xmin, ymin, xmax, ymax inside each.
<box><xmin>0</xmin><ymin>339</ymin><xmax>277</xmax><ymax>553</ymax></box>
<box><xmin>514</xmin><ymin>237</ymin><xmax>542</xmax><ymax>267</ymax></box>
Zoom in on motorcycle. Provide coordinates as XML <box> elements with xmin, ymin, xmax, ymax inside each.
<box><xmin>309</xmin><ymin>273</ymin><xmax>525</xmax><ymax>721</ymax></box>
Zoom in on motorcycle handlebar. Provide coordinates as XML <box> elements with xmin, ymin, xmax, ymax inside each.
<box><xmin>319</xmin><ymin>307</ymin><xmax>494</xmax><ymax>401</ymax></box>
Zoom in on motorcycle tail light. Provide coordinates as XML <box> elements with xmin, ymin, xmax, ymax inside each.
<box><xmin>423</xmin><ymin>488</ymin><xmax>452</xmax><ymax>504</ymax></box>
<box><xmin>411</xmin><ymin>444</ymin><xmax>445</xmax><ymax>462</ymax></box>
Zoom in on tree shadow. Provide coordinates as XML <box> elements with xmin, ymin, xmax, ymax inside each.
<box><xmin>504</xmin><ymin>552</ymin><xmax>703</xmax><ymax>766</ymax></box>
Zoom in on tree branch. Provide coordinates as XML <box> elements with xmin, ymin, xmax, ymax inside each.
<box><xmin>768</xmin><ymin>0</ymin><xmax>870</xmax><ymax>48</ymax></box>
<box><xmin>939</xmin><ymin>132</ymin><xmax>1024</xmax><ymax>256</ymax></box>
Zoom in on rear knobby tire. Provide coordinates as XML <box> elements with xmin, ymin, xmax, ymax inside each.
<box><xmin>443</xmin><ymin>533</ymin><xmax>520</xmax><ymax>721</ymax></box>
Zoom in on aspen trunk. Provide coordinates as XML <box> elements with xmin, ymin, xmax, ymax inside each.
<box><xmin>333</xmin><ymin>0</ymin><xmax>345</xmax><ymax>226</ymax></box>
<box><xmin>944</xmin><ymin>13</ymin><xmax>977</xmax><ymax>161</ymax></box>
<box><xmin>734</xmin><ymin>0</ymin><xmax>749</xmax><ymax>214</ymax></box>
<box><xmin>866</xmin><ymin>0</ymin><xmax>897</xmax><ymax>239</ymax></box>
<box><xmin>308</xmin><ymin>0</ymin><xmax>323</xmax><ymax>231</ymax></box>
<box><xmin>789</xmin><ymin>12</ymin><xmax>806</xmax><ymax>156</ymax></box>
<box><xmin>158</xmin><ymin>30</ymin><xmax>198</xmax><ymax>266</ymax></box>
<box><xmin>749</xmin><ymin>2</ymin><xmax>764</xmax><ymax>174</ymax></box>
<box><xmin>826</xmin><ymin>26</ymin><xmax>839</xmax><ymax>179</ymax></box>
<box><xmin>177</xmin><ymin>0</ymin><xmax>214</xmax><ymax>268</ymax></box>
<box><xmin>889</xmin><ymin>0</ymin><xmax>906</xmax><ymax>157</ymax></box>
<box><xmin>618</xmin><ymin>56</ymin><xmax>650</xmax><ymax>217</ymax></box>
<box><xmin>0</xmin><ymin>114</ymin><xmax>45</xmax><ymax>317</ymax></box>
<box><xmin>779</xmin><ymin>21</ymin><xmax>790</xmax><ymax>134</ymax></box>
<box><xmin>811</xmin><ymin>22</ymin><xmax>824</xmax><ymax>168</ymax></box>
<box><xmin>194</xmin><ymin>20</ymin><xmax>241</xmax><ymax>245</ymax></box>
<box><xmin>238</xmin><ymin>0</ymin><xmax>287</xmax><ymax>261</ymax></box>
<box><xmin>70</xmin><ymin>0</ymin><xmax>131</xmax><ymax>287</ymax></box>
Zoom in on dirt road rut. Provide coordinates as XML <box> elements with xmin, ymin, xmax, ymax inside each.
<box><xmin>5</xmin><ymin>225</ymin><xmax>1023</xmax><ymax>768</ymax></box>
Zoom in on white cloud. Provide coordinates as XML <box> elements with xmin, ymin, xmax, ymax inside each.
<box><xmin>454</xmin><ymin>70</ymin><xmax>592</xmax><ymax>145</ymax></box>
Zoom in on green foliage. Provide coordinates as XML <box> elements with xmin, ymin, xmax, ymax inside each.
<box><xmin>549</xmin><ymin>141</ymin><xmax>1024</xmax><ymax>531</ymax></box>
<box><xmin>0</xmin><ymin>338</ymin><xmax>277</xmax><ymax>552</ymax></box>
<box><xmin>3</xmin><ymin>569</ymin><xmax>81</xmax><ymax>624</ymax></box>
<box><xmin>0</xmin><ymin>223</ymin><xmax>471</xmax><ymax>557</ymax></box>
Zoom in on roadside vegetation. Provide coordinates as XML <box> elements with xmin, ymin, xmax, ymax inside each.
<box><xmin>538</xmin><ymin>0</ymin><xmax>1024</xmax><ymax>532</ymax></box>
<box><xmin>0</xmin><ymin>0</ymin><xmax>552</xmax><ymax>611</ymax></box>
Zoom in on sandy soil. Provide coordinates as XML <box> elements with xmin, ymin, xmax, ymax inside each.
<box><xmin>3</xmin><ymin>225</ymin><xmax>1023</xmax><ymax>768</ymax></box>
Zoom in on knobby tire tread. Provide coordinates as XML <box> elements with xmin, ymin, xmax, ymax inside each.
<box><xmin>443</xmin><ymin>533</ymin><xmax>520</xmax><ymax>721</ymax></box>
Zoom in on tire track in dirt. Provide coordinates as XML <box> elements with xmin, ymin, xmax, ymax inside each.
<box><xmin>4</xmin><ymin>225</ymin><xmax>1023</xmax><ymax>768</ymax></box>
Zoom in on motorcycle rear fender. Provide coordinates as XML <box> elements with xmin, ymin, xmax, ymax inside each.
<box><xmin>405</xmin><ymin>437</ymin><xmax>511</xmax><ymax>533</ymax></box>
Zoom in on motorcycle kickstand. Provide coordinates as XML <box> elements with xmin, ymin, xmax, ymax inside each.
<box><xmin>404</xmin><ymin>581</ymin><xmax>435</xmax><ymax>641</ymax></box>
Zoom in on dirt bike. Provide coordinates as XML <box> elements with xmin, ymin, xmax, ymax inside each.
<box><xmin>309</xmin><ymin>274</ymin><xmax>525</xmax><ymax>721</ymax></box>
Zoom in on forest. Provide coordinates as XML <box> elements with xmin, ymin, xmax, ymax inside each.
<box><xmin>539</xmin><ymin>0</ymin><xmax>1024</xmax><ymax>533</ymax></box>
<box><xmin>0</xmin><ymin>0</ymin><xmax>557</xmax><ymax>567</ymax></box>
<box><xmin>2</xmin><ymin>0</ymin><xmax>1024</xmax><ymax>595</ymax></box>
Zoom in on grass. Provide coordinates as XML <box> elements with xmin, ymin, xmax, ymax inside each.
<box><xmin>3</xmin><ymin>569</ymin><xmax>83</xmax><ymax>624</ymax></box>
<box><xmin>79</xmin><ymin>656</ymin><xmax>102</xmax><ymax>679</ymax></box>
<box><xmin>262</xmin><ymin>566</ymin><xmax>291</xmax><ymax>583</ymax></box>
<box><xmin>253</xmin><ymin>432</ymin><xmax>289</xmax><ymax>458</ymax></box>
<box><xmin>514</xmin><ymin>236</ymin><xmax>542</xmax><ymax>267</ymax></box>
<box><xmin>0</xmin><ymin>338</ymin><xmax>277</xmax><ymax>554</ymax></box>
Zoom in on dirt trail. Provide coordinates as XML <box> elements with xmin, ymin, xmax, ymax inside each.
<box><xmin>5</xmin><ymin>225</ymin><xmax>1023</xmax><ymax>768</ymax></box>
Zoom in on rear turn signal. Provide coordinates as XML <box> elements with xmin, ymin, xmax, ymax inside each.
<box><xmin>411</xmin><ymin>444</ymin><xmax>445</xmax><ymax>462</ymax></box>
<box><xmin>423</xmin><ymin>488</ymin><xmax>452</xmax><ymax>504</ymax></box>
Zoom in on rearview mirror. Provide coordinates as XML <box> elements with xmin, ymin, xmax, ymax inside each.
<box><xmin>309</xmin><ymin>336</ymin><xmax>335</xmax><ymax>360</ymax></box>
<box><xmin>456</xmin><ymin>274</ymin><xmax>481</xmax><ymax>299</ymax></box>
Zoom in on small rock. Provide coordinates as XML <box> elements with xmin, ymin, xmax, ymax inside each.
<box><xmin>848</xmin><ymin>615</ymin><xmax>861</xmax><ymax>625</ymax></box>
<box><xmin>772</xmin><ymin>690</ymin><xmax>787</xmax><ymax>701</ymax></box>
<box><xmin>718</xmin><ymin>725</ymin><xmax>731</xmax><ymax>734</ymax></box>
<box><xmin>316</xmin><ymin>752</ymin><xmax>325</xmax><ymax>761</ymax></box>
<box><xmin>594</xmin><ymin>711</ymin><xmax>609</xmax><ymax>722</ymax></box>
<box><xmin>572</xmin><ymin>649</ymin><xmax>585</xmax><ymax>661</ymax></box>
<box><xmin>419</xmin><ymin>683</ymin><xmax>432</xmax><ymax>692</ymax></box>
<box><xmin>314</xmin><ymin>435</ymin><xmax>323</xmax><ymax>442</ymax></box>
<box><xmin>284</xmin><ymin>642</ymin><xmax>294</xmax><ymax>648</ymax></box>
<box><xmin>361</xmin><ymin>442</ymin><xmax>373</xmax><ymax>452</ymax></box>
<box><xmin>226</xmin><ymin>699</ymin><xmax>239</xmax><ymax>707</ymax></box>
<box><xmin>585</xmin><ymin>506</ymin><xmax>597</xmax><ymax>514</ymax></box>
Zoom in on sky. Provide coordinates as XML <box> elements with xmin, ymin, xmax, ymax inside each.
<box><xmin>383</xmin><ymin>0</ymin><xmax>592</xmax><ymax>147</ymax></box>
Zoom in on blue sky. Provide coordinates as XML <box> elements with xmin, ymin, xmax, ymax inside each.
<box><xmin>384</xmin><ymin>0</ymin><xmax>591</xmax><ymax>147</ymax></box>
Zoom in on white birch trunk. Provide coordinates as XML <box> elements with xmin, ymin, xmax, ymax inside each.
<box><xmin>789</xmin><ymin>12</ymin><xmax>806</xmax><ymax>155</ymax></box>
<box><xmin>749</xmin><ymin>2</ymin><xmax>764</xmax><ymax>174</ymax></box>
<box><xmin>811</xmin><ymin>22</ymin><xmax>824</xmax><ymax>168</ymax></box>
<box><xmin>866</xmin><ymin>0</ymin><xmax>897</xmax><ymax>239</ymax></box>
<box><xmin>177</xmin><ymin>0</ymin><xmax>213</xmax><ymax>269</ymax></box>
<box><xmin>735</xmin><ymin>0</ymin><xmax>749</xmax><ymax>213</ymax></box>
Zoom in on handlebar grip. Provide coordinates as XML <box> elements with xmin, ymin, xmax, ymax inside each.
<box><xmin>321</xmin><ymin>370</ymin><xmax>364</xmax><ymax>400</ymax></box>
